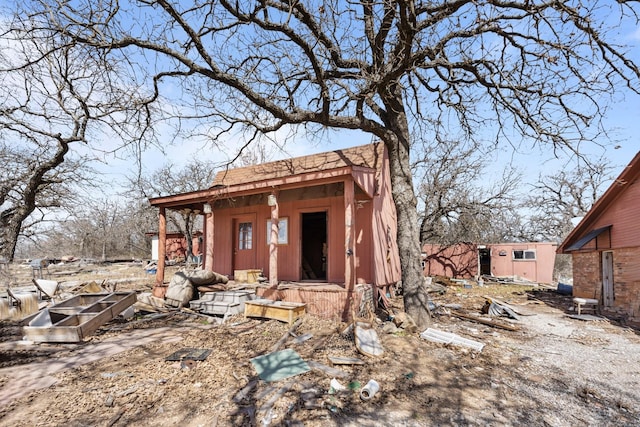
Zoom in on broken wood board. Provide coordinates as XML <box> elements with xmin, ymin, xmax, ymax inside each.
<box><xmin>23</xmin><ymin>292</ymin><xmax>137</xmax><ymax>343</ymax></box>
<box><xmin>451</xmin><ymin>311</ymin><xmax>520</xmax><ymax>331</ymax></box>
<box><xmin>328</xmin><ymin>356</ymin><xmax>365</xmax><ymax>365</ymax></box>
<box><xmin>165</xmin><ymin>348</ymin><xmax>212</xmax><ymax>362</ymax></box>
<box><xmin>354</xmin><ymin>323</ymin><xmax>384</xmax><ymax>357</ymax></box>
<box><xmin>307</xmin><ymin>360</ymin><xmax>349</xmax><ymax>378</ymax></box>
<box><xmin>244</xmin><ymin>299</ymin><xmax>305</xmax><ymax>324</ymax></box>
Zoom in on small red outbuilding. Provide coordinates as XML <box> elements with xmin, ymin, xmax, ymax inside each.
<box><xmin>149</xmin><ymin>143</ymin><xmax>401</xmax><ymax>319</ymax></box>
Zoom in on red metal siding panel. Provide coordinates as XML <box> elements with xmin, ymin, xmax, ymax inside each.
<box><xmin>355</xmin><ymin>201</ymin><xmax>373</xmax><ymax>284</ymax></box>
<box><xmin>421</xmin><ymin>243</ymin><xmax>478</xmax><ymax>278</ymax></box>
<box><xmin>587</xmin><ymin>180</ymin><xmax>640</xmax><ymax>249</ymax></box>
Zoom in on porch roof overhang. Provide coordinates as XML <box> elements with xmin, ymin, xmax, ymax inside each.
<box><xmin>149</xmin><ymin>165</ymin><xmax>377</xmax><ymax>209</ymax></box>
<box><xmin>557</xmin><ymin>151</ymin><xmax>640</xmax><ymax>254</ymax></box>
<box><xmin>563</xmin><ymin>225</ymin><xmax>612</xmax><ymax>252</ymax></box>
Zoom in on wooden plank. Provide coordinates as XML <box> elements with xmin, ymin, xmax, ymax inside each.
<box><xmin>328</xmin><ymin>356</ymin><xmax>365</xmax><ymax>365</ymax></box>
<box><xmin>450</xmin><ymin>311</ymin><xmax>520</xmax><ymax>332</ymax></box>
<box><xmin>307</xmin><ymin>360</ymin><xmax>349</xmax><ymax>378</ymax></box>
<box><xmin>244</xmin><ymin>300</ymin><xmax>305</xmax><ymax>324</ymax></box>
<box><xmin>270</xmin><ymin>318</ymin><xmax>303</xmax><ymax>352</ymax></box>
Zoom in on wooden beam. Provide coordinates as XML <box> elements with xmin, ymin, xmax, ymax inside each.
<box><xmin>205</xmin><ymin>210</ymin><xmax>214</xmax><ymax>270</ymax></box>
<box><xmin>269</xmin><ymin>192</ymin><xmax>279</xmax><ymax>287</ymax></box>
<box><xmin>344</xmin><ymin>179</ymin><xmax>356</xmax><ymax>291</ymax></box>
<box><xmin>153</xmin><ymin>207</ymin><xmax>167</xmax><ymax>298</ymax></box>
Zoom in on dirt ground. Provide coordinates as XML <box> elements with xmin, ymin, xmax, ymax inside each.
<box><xmin>1</xmin><ymin>262</ymin><xmax>640</xmax><ymax>426</ymax></box>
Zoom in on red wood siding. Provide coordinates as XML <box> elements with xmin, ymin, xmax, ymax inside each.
<box><xmin>212</xmin><ymin>195</ymin><xmax>346</xmax><ymax>282</ymax></box>
<box><xmin>488</xmin><ymin>243</ymin><xmax>557</xmax><ymax>284</ymax></box>
<box><xmin>256</xmin><ymin>283</ymin><xmax>372</xmax><ymax>321</ymax></box>
<box><xmin>355</xmin><ymin>200</ymin><xmax>373</xmax><ymax>284</ymax></box>
<box><xmin>581</xmin><ymin>179</ymin><xmax>640</xmax><ymax>250</ymax></box>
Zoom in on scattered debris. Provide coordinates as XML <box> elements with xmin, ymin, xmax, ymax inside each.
<box><xmin>328</xmin><ymin>356</ymin><xmax>364</xmax><ymax>365</ymax></box>
<box><xmin>329</xmin><ymin>378</ymin><xmax>346</xmax><ymax>393</ymax></box>
<box><xmin>307</xmin><ymin>360</ymin><xmax>349</xmax><ymax>379</ymax></box>
<box><xmin>390</xmin><ymin>311</ymin><xmax>418</xmax><ymax>333</ymax></box>
<box><xmin>482</xmin><ymin>298</ymin><xmax>520</xmax><ymax>320</ymax></box>
<box><xmin>360</xmin><ymin>379</ymin><xmax>380</xmax><ymax>401</ymax></box>
<box><xmin>165</xmin><ymin>272</ymin><xmax>193</xmax><ymax>308</ymax></box>
<box><xmin>22</xmin><ymin>292</ymin><xmax>137</xmax><ymax>342</ymax></box>
<box><xmin>134</xmin><ymin>292</ymin><xmax>169</xmax><ymax>313</ymax></box>
<box><xmin>420</xmin><ymin>328</ymin><xmax>485</xmax><ymax>352</ymax></box>
<box><xmin>354</xmin><ymin>322</ymin><xmax>384</xmax><ymax>357</ymax></box>
<box><xmin>567</xmin><ymin>314</ymin><xmax>605</xmax><ymax>322</ymax></box>
<box><xmin>270</xmin><ymin>318</ymin><xmax>303</xmax><ymax>352</ymax></box>
<box><xmin>250</xmin><ymin>349</ymin><xmax>310</xmax><ymax>382</ymax></box>
<box><xmin>164</xmin><ymin>348</ymin><xmax>212</xmax><ymax>362</ymax></box>
<box><xmin>450</xmin><ymin>310</ymin><xmax>520</xmax><ymax>331</ymax></box>
<box><xmin>292</xmin><ymin>332</ymin><xmax>313</xmax><ymax>344</ymax></box>
<box><xmin>32</xmin><ymin>279</ymin><xmax>59</xmax><ymax>300</ymax></box>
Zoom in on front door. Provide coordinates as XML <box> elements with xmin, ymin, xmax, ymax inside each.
<box><xmin>301</xmin><ymin>212</ymin><xmax>327</xmax><ymax>281</ymax></box>
<box><xmin>602</xmin><ymin>251</ymin><xmax>614</xmax><ymax>308</ymax></box>
<box><xmin>479</xmin><ymin>248</ymin><xmax>491</xmax><ymax>276</ymax></box>
<box><xmin>233</xmin><ymin>215</ymin><xmax>256</xmax><ymax>271</ymax></box>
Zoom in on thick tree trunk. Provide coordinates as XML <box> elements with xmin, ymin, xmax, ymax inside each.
<box><xmin>0</xmin><ymin>207</ymin><xmax>27</xmax><ymax>261</ymax></box>
<box><xmin>381</xmin><ymin>83</ymin><xmax>431</xmax><ymax>330</ymax></box>
<box><xmin>0</xmin><ymin>141</ymin><xmax>69</xmax><ymax>261</ymax></box>
<box><xmin>385</xmin><ymin>138</ymin><xmax>431</xmax><ymax>329</ymax></box>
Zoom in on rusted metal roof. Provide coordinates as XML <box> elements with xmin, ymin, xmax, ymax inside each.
<box><xmin>149</xmin><ymin>143</ymin><xmax>384</xmax><ymax>209</ymax></box>
<box><xmin>212</xmin><ymin>142</ymin><xmax>383</xmax><ymax>187</ymax></box>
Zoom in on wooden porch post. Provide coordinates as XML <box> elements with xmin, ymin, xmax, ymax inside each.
<box><xmin>204</xmin><ymin>210</ymin><xmax>214</xmax><ymax>271</ymax></box>
<box><xmin>344</xmin><ymin>179</ymin><xmax>356</xmax><ymax>291</ymax></box>
<box><xmin>153</xmin><ymin>206</ymin><xmax>167</xmax><ymax>297</ymax></box>
<box><xmin>269</xmin><ymin>192</ymin><xmax>279</xmax><ymax>287</ymax></box>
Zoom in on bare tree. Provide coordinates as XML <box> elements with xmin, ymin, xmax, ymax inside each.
<box><xmin>31</xmin><ymin>197</ymin><xmax>156</xmax><ymax>261</ymax></box>
<box><xmin>0</xmin><ymin>13</ymin><xmax>153</xmax><ymax>261</ymax></box>
<box><xmin>133</xmin><ymin>160</ymin><xmax>220</xmax><ymax>260</ymax></box>
<box><xmin>24</xmin><ymin>0</ymin><xmax>640</xmax><ymax>327</ymax></box>
<box><xmin>0</xmin><ymin>141</ymin><xmax>90</xmax><ymax>258</ymax></box>
<box><xmin>525</xmin><ymin>157</ymin><xmax>615</xmax><ymax>242</ymax></box>
<box><xmin>415</xmin><ymin>141</ymin><xmax>521</xmax><ymax>245</ymax></box>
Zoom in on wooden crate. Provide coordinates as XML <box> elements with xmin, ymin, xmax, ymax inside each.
<box><xmin>23</xmin><ymin>292</ymin><xmax>136</xmax><ymax>342</ymax></box>
<box><xmin>234</xmin><ymin>269</ymin><xmax>262</xmax><ymax>283</ymax></box>
<box><xmin>244</xmin><ymin>299</ymin><xmax>306</xmax><ymax>324</ymax></box>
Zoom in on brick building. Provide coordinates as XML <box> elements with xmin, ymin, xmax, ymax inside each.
<box><xmin>558</xmin><ymin>151</ymin><xmax>640</xmax><ymax>325</ymax></box>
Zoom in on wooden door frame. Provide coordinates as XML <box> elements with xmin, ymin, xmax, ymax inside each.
<box><xmin>232</xmin><ymin>214</ymin><xmax>257</xmax><ymax>272</ymax></box>
<box><xmin>299</xmin><ymin>209</ymin><xmax>329</xmax><ymax>282</ymax></box>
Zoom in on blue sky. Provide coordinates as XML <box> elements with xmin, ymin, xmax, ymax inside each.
<box><xmin>76</xmin><ymin>3</ymin><xmax>640</xmax><ymax>196</ymax></box>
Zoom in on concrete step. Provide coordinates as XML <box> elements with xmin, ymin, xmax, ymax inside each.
<box><xmin>189</xmin><ymin>300</ymin><xmax>242</xmax><ymax>316</ymax></box>
<box><xmin>199</xmin><ymin>290</ymin><xmax>255</xmax><ymax>304</ymax></box>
